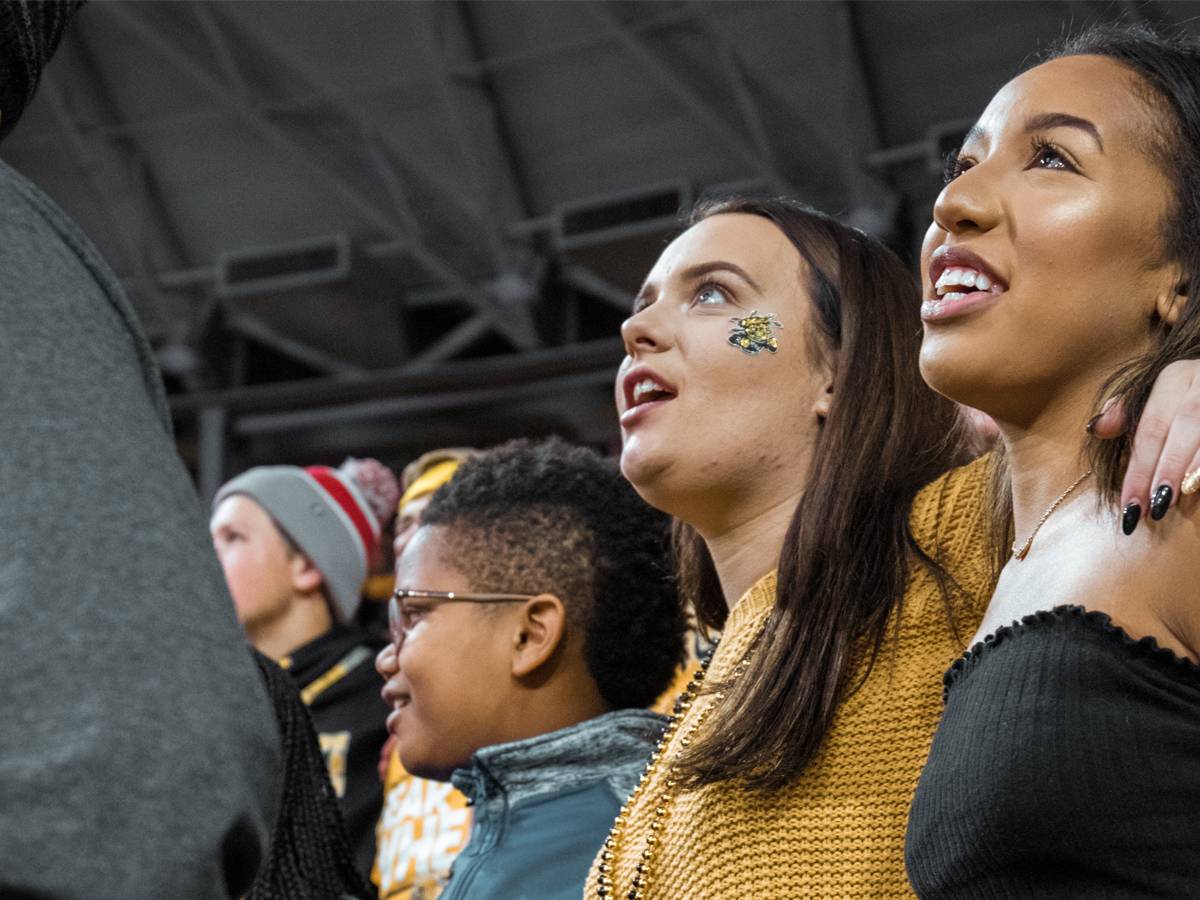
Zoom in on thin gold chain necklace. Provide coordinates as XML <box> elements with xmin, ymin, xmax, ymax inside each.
<box><xmin>595</xmin><ymin>645</ymin><xmax>753</xmax><ymax>899</ymax></box>
<box><xmin>1011</xmin><ymin>469</ymin><xmax>1093</xmax><ymax>560</ymax></box>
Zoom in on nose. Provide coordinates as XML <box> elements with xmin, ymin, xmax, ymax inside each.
<box><xmin>932</xmin><ymin>163</ymin><xmax>1002</xmax><ymax>238</ymax></box>
<box><xmin>375</xmin><ymin>641</ymin><xmax>398</xmax><ymax>680</ymax></box>
<box><xmin>620</xmin><ymin>301</ymin><xmax>672</xmax><ymax>358</ymax></box>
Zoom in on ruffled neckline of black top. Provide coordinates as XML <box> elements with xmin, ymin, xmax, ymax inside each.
<box><xmin>944</xmin><ymin>604</ymin><xmax>1200</xmax><ymax>699</ymax></box>
<box><xmin>907</xmin><ymin>603</ymin><xmax>1200</xmax><ymax>900</ymax></box>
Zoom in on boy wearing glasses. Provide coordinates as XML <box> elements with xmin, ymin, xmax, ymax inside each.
<box><xmin>376</xmin><ymin>437</ymin><xmax>685</xmax><ymax>900</ymax></box>
<box><xmin>374</xmin><ymin>449</ymin><xmax>477</xmax><ymax>900</ymax></box>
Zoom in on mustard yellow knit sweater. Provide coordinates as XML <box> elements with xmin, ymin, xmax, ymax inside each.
<box><xmin>585</xmin><ymin>456</ymin><xmax>994</xmax><ymax>899</ymax></box>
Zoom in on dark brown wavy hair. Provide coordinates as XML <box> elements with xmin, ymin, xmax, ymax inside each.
<box><xmin>672</xmin><ymin>197</ymin><xmax>974</xmax><ymax>789</ymax></box>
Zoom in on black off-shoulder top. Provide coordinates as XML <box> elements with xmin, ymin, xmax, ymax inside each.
<box><xmin>906</xmin><ymin>605</ymin><xmax>1200</xmax><ymax>899</ymax></box>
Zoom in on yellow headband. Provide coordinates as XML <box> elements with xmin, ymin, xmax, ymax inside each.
<box><xmin>398</xmin><ymin>459</ymin><xmax>461</xmax><ymax>511</ymax></box>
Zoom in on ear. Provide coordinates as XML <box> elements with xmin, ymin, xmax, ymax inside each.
<box><xmin>289</xmin><ymin>553</ymin><xmax>325</xmax><ymax>595</ymax></box>
<box><xmin>812</xmin><ymin>377</ymin><xmax>834</xmax><ymax>425</ymax></box>
<box><xmin>1156</xmin><ymin>267</ymin><xmax>1190</xmax><ymax>327</ymax></box>
<box><xmin>510</xmin><ymin>594</ymin><xmax>568</xmax><ymax>679</ymax></box>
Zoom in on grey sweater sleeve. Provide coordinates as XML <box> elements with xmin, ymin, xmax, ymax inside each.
<box><xmin>0</xmin><ymin>161</ymin><xmax>281</xmax><ymax>899</ymax></box>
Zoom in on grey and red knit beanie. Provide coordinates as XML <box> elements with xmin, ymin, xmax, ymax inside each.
<box><xmin>0</xmin><ymin>1</ymin><xmax>83</xmax><ymax>141</ymax></box>
<box><xmin>215</xmin><ymin>458</ymin><xmax>400</xmax><ymax>623</ymax></box>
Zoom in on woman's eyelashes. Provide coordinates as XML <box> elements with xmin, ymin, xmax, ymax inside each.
<box><xmin>943</xmin><ymin>136</ymin><xmax>1080</xmax><ymax>184</ymax></box>
<box><xmin>691</xmin><ymin>281</ymin><xmax>735</xmax><ymax>308</ymax></box>
<box><xmin>629</xmin><ymin>280</ymin><xmax>738</xmax><ymax>315</ymax></box>
<box><xmin>943</xmin><ymin>149</ymin><xmax>973</xmax><ymax>184</ymax></box>
<box><xmin>1028</xmin><ymin>136</ymin><xmax>1079</xmax><ymax>173</ymax></box>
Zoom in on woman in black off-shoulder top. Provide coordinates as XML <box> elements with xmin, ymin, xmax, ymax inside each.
<box><xmin>907</xmin><ymin>607</ymin><xmax>1200</xmax><ymax>897</ymax></box>
<box><xmin>906</xmin><ymin>22</ymin><xmax>1200</xmax><ymax>898</ymax></box>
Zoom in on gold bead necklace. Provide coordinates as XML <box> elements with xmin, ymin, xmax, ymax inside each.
<box><xmin>1011</xmin><ymin>469</ymin><xmax>1093</xmax><ymax>560</ymax></box>
<box><xmin>596</xmin><ymin>644</ymin><xmax>753</xmax><ymax>899</ymax></box>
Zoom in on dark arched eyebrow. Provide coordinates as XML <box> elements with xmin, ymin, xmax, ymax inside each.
<box><xmin>678</xmin><ymin>261</ymin><xmax>763</xmax><ymax>292</ymax></box>
<box><xmin>1025</xmin><ymin>112</ymin><xmax>1104</xmax><ymax>151</ymax></box>
<box><xmin>961</xmin><ymin>112</ymin><xmax>1104</xmax><ymax>154</ymax></box>
<box><xmin>632</xmin><ymin>261</ymin><xmax>763</xmax><ymax>311</ymax></box>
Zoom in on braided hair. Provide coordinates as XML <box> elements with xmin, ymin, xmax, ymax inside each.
<box><xmin>248</xmin><ymin>650</ymin><xmax>373</xmax><ymax>900</ymax></box>
<box><xmin>0</xmin><ymin>0</ymin><xmax>82</xmax><ymax>140</ymax></box>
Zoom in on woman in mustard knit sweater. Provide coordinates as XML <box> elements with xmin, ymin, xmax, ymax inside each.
<box><xmin>586</xmin><ymin>195</ymin><xmax>1200</xmax><ymax>899</ymax></box>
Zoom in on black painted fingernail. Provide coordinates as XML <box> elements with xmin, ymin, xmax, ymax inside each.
<box><xmin>1122</xmin><ymin>502</ymin><xmax>1141</xmax><ymax>535</ymax></box>
<box><xmin>1151</xmin><ymin>484</ymin><xmax>1173</xmax><ymax>521</ymax></box>
<box><xmin>1085</xmin><ymin>413</ymin><xmax>1101</xmax><ymax>434</ymax></box>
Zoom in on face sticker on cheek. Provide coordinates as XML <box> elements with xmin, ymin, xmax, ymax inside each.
<box><xmin>728</xmin><ymin>309</ymin><xmax>783</xmax><ymax>355</ymax></box>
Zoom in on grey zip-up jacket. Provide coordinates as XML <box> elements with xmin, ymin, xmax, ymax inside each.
<box><xmin>442</xmin><ymin>709</ymin><xmax>664</xmax><ymax>900</ymax></box>
<box><xmin>0</xmin><ymin>159</ymin><xmax>280</xmax><ymax>898</ymax></box>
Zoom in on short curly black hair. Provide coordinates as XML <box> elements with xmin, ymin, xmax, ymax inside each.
<box><xmin>419</xmin><ymin>437</ymin><xmax>685</xmax><ymax>710</ymax></box>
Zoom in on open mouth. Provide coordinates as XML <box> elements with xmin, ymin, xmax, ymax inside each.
<box><xmin>932</xmin><ymin>265</ymin><xmax>1005</xmax><ymax>302</ymax></box>
<box><xmin>629</xmin><ymin>377</ymin><xmax>675</xmax><ymax>408</ymax></box>
<box><xmin>922</xmin><ymin>248</ymin><xmax>1008</xmax><ymax>321</ymax></box>
<box><xmin>621</xmin><ymin>367</ymin><xmax>677</xmax><ymax>424</ymax></box>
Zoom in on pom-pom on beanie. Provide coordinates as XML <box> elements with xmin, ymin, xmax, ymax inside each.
<box><xmin>338</xmin><ymin>457</ymin><xmax>401</xmax><ymax>528</ymax></box>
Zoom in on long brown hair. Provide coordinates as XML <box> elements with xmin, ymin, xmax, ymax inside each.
<box><xmin>674</xmin><ymin>197</ymin><xmax>973</xmax><ymax>789</ymax></box>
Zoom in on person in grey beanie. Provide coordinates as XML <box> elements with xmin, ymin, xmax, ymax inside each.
<box><xmin>0</xmin><ymin>2</ymin><xmax>281</xmax><ymax>897</ymax></box>
<box><xmin>211</xmin><ymin>458</ymin><xmax>398</xmax><ymax>880</ymax></box>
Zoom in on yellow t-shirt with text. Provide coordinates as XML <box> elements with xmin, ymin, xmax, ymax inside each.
<box><xmin>373</xmin><ymin>750</ymin><xmax>472</xmax><ymax>900</ymax></box>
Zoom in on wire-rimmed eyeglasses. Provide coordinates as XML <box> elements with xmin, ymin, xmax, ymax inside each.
<box><xmin>388</xmin><ymin>588</ymin><xmax>536</xmax><ymax>646</ymax></box>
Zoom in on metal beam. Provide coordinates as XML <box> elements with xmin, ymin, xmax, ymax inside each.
<box><xmin>402</xmin><ymin>315</ymin><xmax>494</xmax><ymax>371</ymax></box>
<box><xmin>713</xmin><ymin>40</ymin><xmax>778</xmax><ymax>173</ymax></box>
<box><xmin>360</xmin><ymin>132</ymin><xmax>425</xmax><ymax>239</ymax></box>
<box><xmin>403</xmin><ymin>284</ymin><xmax>472</xmax><ymax>309</ymax></box>
<box><xmin>456</xmin><ymin>0</ymin><xmax>538</xmax><ymax>217</ymax></box>
<box><xmin>71</xmin><ymin>24</ymin><xmax>197</xmax><ymax>277</ymax></box>
<box><xmin>365</xmin><ymin>240</ymin><xmax>540</xmax><ymax>351</ymax></box>
<box><xmin>211</xmin><ymin>2</ymin><xmax>503</xmax><ymax>253</ymax></box>
<box><xmin>838</xmin><ymin>0</ymin><xmax>899</xmax><ymax>207</ymax></box>
<box><xmin>41</xmin><ymin>80</ymin><xmax>175</xmax><ymax>336</ymax></box>
<box><xmin>586</xmin><ymin>3</ymin><xmax>779</xmax><ymax>184</ymax></box>
<box><xmin>225</xmin><ymin>312</ymin><xmax>368</xmax><ymax>377</ymax></box>
<box><xmin>100</xmin><ymin>3</ymin><xmax>408</xmax><ymax>237</ymax></box>
<box><xmin>197</xmin><ymin>405</ymin><xmax>228</xmax><ymax>505</ymax></box>
<box><xmin>234</xmin><ymin>368</ymin><xmax>613</xmax><ymax>435</ymax></box>
<box><xmin>13</xmin><ymin>6</ymin><xmax>702</xmax><ymax>152</ymax></box>
<box><xmin>193</xmin><ymin>2</ymin><xmax>251</xmax><ymax>99</ymax></box>
<box><xmin>465</xmin><ymin>5</ymin><xmax>696</xmax><ymax>78</ymax></box>
<box><xmin>559</xmin><ymin>263</ymin><xmax>635</xmax><ymax>314</ymax></box>
<box><xmin>415</xmin><ymin>2</ymin><xmax>512</xmax><ymax>265</ymax></box>
<box><xmin>100</xmin><ymin>3</ymin><xmax>538</xmax><ymax>359</ymax></box>
<box><xmin>170</xmin><ymin>337</ymin><xmax>625</xmax><ymax>415</ymax></box>
<box><xmin>865</xmin><ymin>117</ymin><xmax>975</xmax><ymax>173</ymax></box>
<box><xmin>201</xmin><ymin>3</ymin><xmax>540</xmax><ymax>353</ymax></box>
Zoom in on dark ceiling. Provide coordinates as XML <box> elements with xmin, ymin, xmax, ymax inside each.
<box><xmin>3</xmin><ymin>0</ymin><xmax>1196</xmax><ymax>494</ymax></box>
